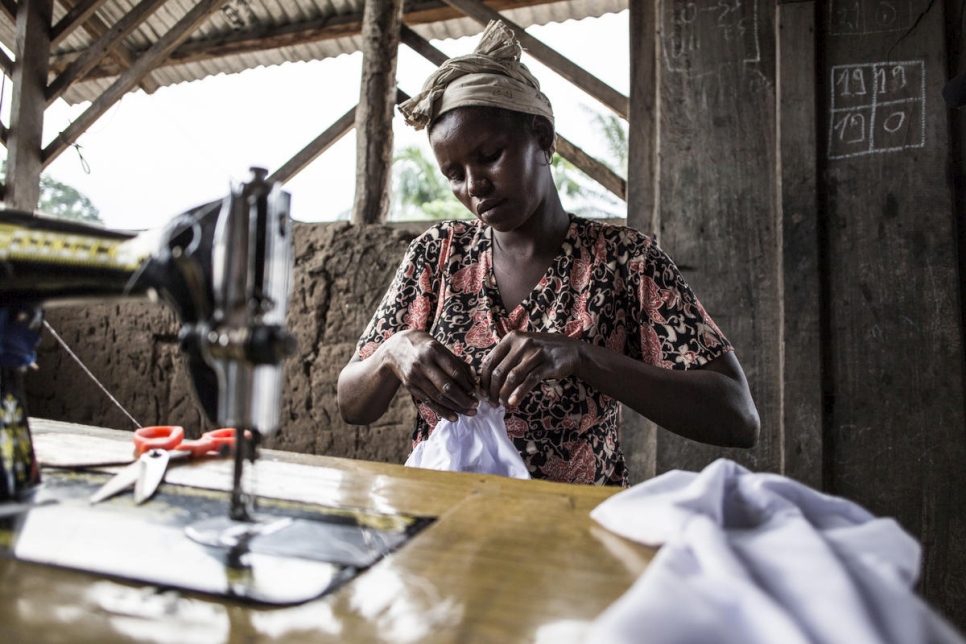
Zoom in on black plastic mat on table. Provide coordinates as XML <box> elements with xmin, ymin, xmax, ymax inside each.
<box><xmin>0</xmin><ymin>469</ymin><xmax>433</xmax><ymax>605</ymax></box>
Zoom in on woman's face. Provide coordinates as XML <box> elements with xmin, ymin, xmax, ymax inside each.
<box><xmin>429</xmin><ymin>108</ymin><xmax>553</xmax><ymax>232</ymax></box>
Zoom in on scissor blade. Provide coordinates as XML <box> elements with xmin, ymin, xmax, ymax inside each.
<box><xmin>134</xmin><ymin>449</ymin><xmax>170</xmax><ymax>504</ymax></box>
<box><xmin>90</xmin><ymin>460</ymin><xmax>143</xmax><ymax>504</ymax></box>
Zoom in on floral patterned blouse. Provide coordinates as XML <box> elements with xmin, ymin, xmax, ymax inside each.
<box><xmin>356</xmin><ymin>215</ymin><xmax>732</xmax><ymax>486</ymax></box>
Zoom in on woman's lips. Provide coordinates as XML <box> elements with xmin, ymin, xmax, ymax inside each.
<box><xmin>477</xmin><ymin>198</ymin><xmax>505</xmax><ymax>217</ymax></box>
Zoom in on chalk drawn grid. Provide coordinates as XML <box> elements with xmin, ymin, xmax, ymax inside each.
<box><xmin>828</xmin><ymin>61</ymin><xmax>925</xmax><ymax>160</ymax></box>
<box><xmin>829</xmin><ymin>0</ymin><xmax>913</xmax><ymax>37</ymax></box>
<box><xmin>662</xmin><ymin>0</ymin><xmax>760</xmax><ymax>74</ymax></box>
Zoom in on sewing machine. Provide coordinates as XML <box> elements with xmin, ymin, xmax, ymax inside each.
<box><xmin>0</xmin><ymin>168</ymin><xmax>295</xmax><ymax>520</ymax></box>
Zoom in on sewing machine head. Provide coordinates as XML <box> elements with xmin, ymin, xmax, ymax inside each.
<box><xmin>147</xmin><ymin>167</ymin><xmax>295</xmax><ymax>438</ymax></box>
<box><xmin>0</xmin><ymin>168</ymin><xmax>296</xmax><ymax>513</ymax></box>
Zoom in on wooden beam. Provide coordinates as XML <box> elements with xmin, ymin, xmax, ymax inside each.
<box><xmin>441</xmin><ymin>0</ymin><xmax>629</xmax><ymax>119</ymax></box>
<box><xmin>626</xmin><ymin>0</ymin><xmax>658</xmax><ymax>235</ymax></box>
<box><xmin>0</xmin><ymin>0</ymin><xmax>17</xmax><ymax>21</ymax></box>
<box><xmin>400</xmin><ymin>23</ymin><xmax>447</xmax><ymax>66</ymax></box>
<box><xmin>54</xmin><ymin>0</ymin><xmax>159</xmax><ymax>95</ymax></box>
<box><xmin>46</xmin><ymin>0</ymin><xmax>169</xmax><ymax>105</ymax></box>
<box><xmin>555</xmin><ymin>135</ymin><xmax>625</xmax><ymax>201</ymax></box>
<box><xmin>0</xmin><ymin>45</ymin><xmax>13</xmax><ymax>77</ymax></box>
<box><xmin>170</xmin><ymin>0</ymin><xmax>561</xmax><ymax>65</ymax></box>
<box><xmin>41</xmin><ymin>0</ymin><xmax>223</xmax><ymax>167</ymax></box>
<box><xmin>351</xmin><ymin>0</ymin><xmax>404</xmax><ymax>225</ymax></box>
<box><xmin>268</xmin><ymin>106</ymin><xmax>356</xmax><ymax>186</ymax></box>
<box><xmin>268</xmin><ymin>89</ymin><xmax>412</xmax><ymax>187</ymax></box>
<box><xmin>46</xmin><ymin>0</ymin><xmax>566</xmax><ymax>79</ymax></box>
<box><xmin>777</xmin><ymin>1</ymin><xmax>822</xmax><ymax>490</ymax></box>
<box><xmin>49</xmin><ymin>0</ymin><xmax>110</xmax><ymax>49</ymax></box>
<box><xmin>6</xmin><ymin>0</ymin><xmax>53</xmax><ymax>212</ymax></box>
<box><xmin>620</xmin><ymin>0</ymin><xmax>659</xmax><ymax>484</ymax></box>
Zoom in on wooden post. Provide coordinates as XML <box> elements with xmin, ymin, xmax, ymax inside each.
<box><xmin>621</xmin><ymin>0</ymin><xmax>660</xmax><ymax>484</ymax></box>
<box><xmin>351</xmin><ymin>0</ymin><xmax>403</xmax><ymax>225</ymax></box>
<box><xmin>777</xmin><ymin>2</ymin><xmax>822</xmax><ymax>489</ymax></box>
<box><xmin>5</xmin><ymin>0</ymin><xmax>53</xmax><ymax>212</ymax></box>
<box><xmin>653</xmin><ymin>0</ymin><xmax>782</xmax><ymax>477</ymax></box>
<box><xmin>817</xmin><ymin>1</ymin><xmax>966</xmax><ymax>625</ymax></box>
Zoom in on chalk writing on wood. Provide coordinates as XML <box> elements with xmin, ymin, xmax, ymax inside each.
<box><xmin>830</xmin><ymin>0</ymin><xmax>913</xmax><ymax>36</ymax></box>
<box><xmin>662</xmin><ymin>0</ymin><xmax>760</xmax><ymax>73</ymax></box>
<box><xmin>828</xmin><ymin>60</ymin><xmax>925</xmax><ymax>159</ymax></box>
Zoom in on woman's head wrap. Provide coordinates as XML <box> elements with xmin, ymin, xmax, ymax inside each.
<box><xmin>398</xmin><ymin>20</ymin><xmax>554</xmax><ymax>131</ymax></box>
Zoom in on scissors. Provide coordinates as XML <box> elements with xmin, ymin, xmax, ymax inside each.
<box><xmin>89</xmin><ymin>426</ymin><xmax>238</xmax><ymax>505</ymax></box>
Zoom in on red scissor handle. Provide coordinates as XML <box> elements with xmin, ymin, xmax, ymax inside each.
<box><xmin>132</xmin><ymin>426</ymin><xmax>244</xmax><ymax>458</ymax></box>
<box><xmin>133</xmin><ymin>425</ymin><xmax>184</xmax><ymax>456</ymax></box>
<box><xmin>177</xmin><ymin>427</ymin><xmax>239</xmax><ymax>457</ymax></box>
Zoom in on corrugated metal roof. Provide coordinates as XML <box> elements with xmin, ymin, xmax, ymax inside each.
<box><xmin>2</xmin><ymin>0</ymin><xmax>626</xmax><ymax>105</ymax></box>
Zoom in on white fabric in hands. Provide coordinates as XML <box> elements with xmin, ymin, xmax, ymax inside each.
<box><xmin>586</xmin><ymin>458</ymin><xmax>964</xmax><ymax>644</ymax></box>
<box><xmin>405</xmin><ymin>400</ymin><xmax>530</xmax><ymax>479</ymax></box>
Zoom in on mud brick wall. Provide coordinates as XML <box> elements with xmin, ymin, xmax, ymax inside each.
<box><xmin>24</xmin><ymin>221</ymin><xmax>428</xmax><ymax>463</ymax></box>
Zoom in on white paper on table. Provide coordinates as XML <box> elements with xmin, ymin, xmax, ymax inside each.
<box><xmin>405</xmin><ymin>400</ymin><xmax>530</xmax><ymax>479</ymax></box>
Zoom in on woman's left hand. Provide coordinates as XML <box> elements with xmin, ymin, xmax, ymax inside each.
<box><xmin>480</xmin><ymin>331</ymin><xmax>582</xmax><ymax>407</ymax></box>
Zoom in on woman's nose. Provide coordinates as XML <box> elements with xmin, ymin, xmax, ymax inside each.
<box><xmin>467</xmin><ymin>175</ymin><xmax>492</xmax><ymax>197</ymax></box>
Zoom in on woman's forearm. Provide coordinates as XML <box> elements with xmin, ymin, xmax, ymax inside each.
<box><xmin>338</xmin><ymin>329</ymin><xmax>480</xmax><ymax>425</ymax></box>
<box><xmin>337</xmin><ymin>346</ymin><xmax>401</xmax><ymax>425</ymax></box>
<box><xmin>575</xmin><ymin>344</ymin><xmax>760</xmax><ymax>448</ymax></box>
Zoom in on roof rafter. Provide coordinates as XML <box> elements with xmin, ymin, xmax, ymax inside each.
<box><xmin>54</xmin><ymin>0</ymin><xmax>160</xmax><ymax>95</ymax></box>
<box><xmin>267</xmin><ymin>89</ymin><xmax>412</xmax><ymax>187</ymax></box>
<box><xmin>42</xmin><ymin>0</ymin><xmax>224</xmax><ymax>167</ymax></box>
<box><xmin>0</xmin><ymin>0</ymin><xmax>15</xmax><ymax>22</ymax></box>
<box><xmin>47</xmin><ymin>0</ymin><xmax>168</xmax><ymax>104</ymax></box>
<box><xmin>0</xmin><ymin>44</ymin><xmax>12</xmax><ymax>76</ymax></box>
<box><xmin>50</xmin><ymin>0</ymin><xmax>110</xmax><ymax>49</ymax></box>
<box><xmin>46</xmin><ymin>0</ymin><xmax>565</xmax><ymax>78</ymax></box>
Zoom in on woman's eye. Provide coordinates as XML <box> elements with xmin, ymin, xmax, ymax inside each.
<box><xmin>480</xmin><ymin>149</ymin><xmax>501</xmax><ymax>163</ymax></box>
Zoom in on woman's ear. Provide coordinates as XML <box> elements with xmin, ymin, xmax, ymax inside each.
<box><xmin>532</xmin><ymin>116</ymin><xmax>556</xmax><ymax>158</ymax></box>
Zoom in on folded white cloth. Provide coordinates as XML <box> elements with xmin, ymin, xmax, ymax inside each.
<box><xmin>586</xmin><ymin>459</ymin><xmax>964</xmax><ymax>644</ymax></box>
<box><xmin>405</xmin><ymin>400</ymin><xmax>530</xmax><ymax>479</ymax></box>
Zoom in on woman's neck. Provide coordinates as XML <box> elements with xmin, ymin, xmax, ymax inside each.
<box><xmin>489</xmin><ymin>205</ymin><xmax>570</xmax><ymax>312</ymax></box>
<box><xmin>492</xmin><ymin>201</ymin><xmax>570</xmax><ymax>260</ymax></box>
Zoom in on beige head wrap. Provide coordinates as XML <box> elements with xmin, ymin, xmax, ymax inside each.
<box><xmin>398</xmin><ymin>20</ymin><xmax>554</xmax><ymax>131</ymax></box>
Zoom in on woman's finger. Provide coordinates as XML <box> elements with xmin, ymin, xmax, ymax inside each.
<box><xmin>507</xmin><ymin>356</ymin><xmax>552</xmax><ymax>407</ymax></box>
<box><xmin>426</xmin><ymin>357</ymin><xmax>478</xmax><ymax>414</ymax></box>
<box><xmin>500</xmin><ymin>347</ymin><xmax>547</xmax><ymax>406</ymax></box>
<box><xmin>479</xmin><ymin>339</ymin><xmax>511</xmax><ymax>394</ymax></box>
<box><xmin>486</xmin><ymin>336</ymin><xmax>536</xmax><ymax>405</ymax></box>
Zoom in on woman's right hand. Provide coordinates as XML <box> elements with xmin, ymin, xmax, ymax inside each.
<box><xmin>384</xmin><ymin>330</ymin><xmax>479</xmax><ymax>421</ymax></box>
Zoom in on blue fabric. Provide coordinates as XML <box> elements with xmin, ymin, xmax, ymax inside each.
<box><xmin>0</xmin><ymin>307</ymin><xmax>41</xmax><ymax>368</ymax></box>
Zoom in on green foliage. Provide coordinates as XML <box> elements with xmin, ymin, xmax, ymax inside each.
<box><xmin>37</xmin><ymin>174</ymin><xmax>103</xmax><ymax>224</ymax></box>
<box><xmin>552</xmin><ymin>152</ymin><xmax>623</xmax><ymax>220</ymax></box>
<box><xmin>590</xmin><ymin>110</ymin><xmax>628</xmax><ymax>175</ymax></box>
<box><xmin>552</xmin><ymin>109</ymin><xmax>628</xmax><ymax>220</ymax></box>
<box><xmin>390</xmin><ymin>144</ymin><xmax>470</xmax><ymax>221</ymax></box>
<box><xmin>0</xmin><ymin>160</ymin><xmax>103</xmax><ymax>224</ymax></box>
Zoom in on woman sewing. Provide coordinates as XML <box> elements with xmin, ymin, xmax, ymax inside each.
<box><xmin>338</xmin><ymin>21</ymin><xmax>760</xmax><ymax>486</ymax></box>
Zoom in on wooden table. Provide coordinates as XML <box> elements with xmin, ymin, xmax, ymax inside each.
<box><xmin>0</xmin><ymin>419</ymin><xmax>654</xmax><ymax>643</ymax></box>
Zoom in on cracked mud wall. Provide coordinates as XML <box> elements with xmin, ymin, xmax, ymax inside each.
<box><xmin>24</xmin><ymin>221</ymin><xmax>428</xmax><ymax>463</ymax></box>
